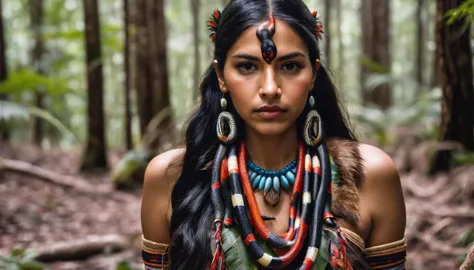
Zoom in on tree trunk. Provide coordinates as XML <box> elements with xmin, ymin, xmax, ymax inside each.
<box><xmin>29</xmin><ymin>0</ymin><xmax>45</xmax><ymax>145</ymax></box>
<box><xmin>324</xmin><ymin>0</ymin><xmax>331</xmax><ymax>68</ymax></box>
<box><xmin>0</xmin><ymin>0</ymin><xmax>9</xmax><ymax>141</ymax></box>
<box><xmin>360</xmin><ymin>0</ymin><xmax>391</xmax><ymax>109</ymax></box>
<box><xmin>149</xmin><ymin>0</ymin><xmax>170</xmax><ymax>124</ymax></box>
<box><xmin>134</xmin><ymin>0</ymin><xmax>149</xmax><ymax>136</ymax></box>
<box><xmin>415</xmin><ymin>0</ymin><xmax>427</xmax><ymax>89</ymax></box>
<box><xmin>432</xmin><ymin>0</ymin><xmax>474</xmax><ymax>172</ymax></box>
<box><xmin>81</xmin><ymin>0</ymin><xmax>108</xmax><ymax>171</ymax></box>
<box><xmin>134</xmin><ymin>0</ymin><xmax>171</xmax><ymax>149</ymax></box>
<box><xmin>191</xmin><ymin>0</ymin><xmax>201</xmax><ymax>101</ymax></box>
<box><xmin>124</xmin><ymin>0</ymin><xmax>132</xmax><ymax>150</ymax></box>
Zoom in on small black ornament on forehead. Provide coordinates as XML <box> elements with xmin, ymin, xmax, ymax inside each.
<box><xmin>256</xmin><ymin>13</ymin><xmax>277</xmax><ymax>64</ymax></box>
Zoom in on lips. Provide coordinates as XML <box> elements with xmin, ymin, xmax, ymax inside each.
<box><xmin>256</xmin><ymin>105</ymin><xmax>286</xmax><ymax>112</ymax></box>
<box><xmin>255</xmin><ymin>105</ymin><xmax>286</xmax><ymax>120</ymax></box>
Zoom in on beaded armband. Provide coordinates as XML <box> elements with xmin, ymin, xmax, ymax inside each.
<box><xmin>364</xmin><ymin>239</ymin><xmax>406</xmax><ymax>269</ymax></box>
<box><xmin>142</xmin><ymin>235</ymin><xmax>170</xmax><ymax>270</ymax></box>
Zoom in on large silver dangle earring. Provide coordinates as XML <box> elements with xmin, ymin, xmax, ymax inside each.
<box><xmin>304</xmin><ymin>94</ymin><xmax>323</xmax><ymax>147</ymax></box>
<box><xmin>217</xmin><ymin>93</ymin><xmax>237</xmax><ymax>144</ymax></box>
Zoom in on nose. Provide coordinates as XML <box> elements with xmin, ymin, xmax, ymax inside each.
<box><xmin>259</xmin><ymin>66</ymin><xmax>280</xmax><ymax>99</ymax></box>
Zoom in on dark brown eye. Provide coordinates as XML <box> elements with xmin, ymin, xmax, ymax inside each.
<box><xmin>237</xmin><ymin>62</ymin><xmax>257</xmax><ymax>74</ymax></box>
<box><xmin>282</xmin><ymin>61</ymin><xmax>301</xmax><ymax>71</ymax></box>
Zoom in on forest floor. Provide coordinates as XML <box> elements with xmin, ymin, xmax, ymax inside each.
<box><xmin>1</xmin><ymin>141</ymin><xmax>473</xmax><ymax>270</ymax></box>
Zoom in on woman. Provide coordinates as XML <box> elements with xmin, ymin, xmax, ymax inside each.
<box><xmin>141</xmin><ymin>0</ymin><xmax>406</xmax><ymax>269</ymax></box>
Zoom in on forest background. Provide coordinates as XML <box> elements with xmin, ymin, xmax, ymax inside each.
<box><xmin>1</xmin><ymin>0</ymin><xmax>474</xmax><ymax>269</ymax></box>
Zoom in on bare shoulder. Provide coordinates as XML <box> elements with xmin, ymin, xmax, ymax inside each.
<box><xmin>358</xmin><ymin>143</ymin><xmax>399</xmax><ymax>179</ymax></box>
<box><xmin>141</xmin><ymin>148</ymin><xmax>185</xmax><ymax>244</ymax></box>
<box><xmin>357</xmin><ymin>143</ymin><xmax>406</xmax><ymax>246</ymax></box>
<box><xmin>143</xmin><ymin>148</ymin><xmax>185</xmax><ymax>188</ymax></box>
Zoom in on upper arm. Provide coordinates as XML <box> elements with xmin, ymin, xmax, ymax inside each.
<box><xmin>359</xmin><ymin>144</ymin><xmax>406</xmax><ymax>247</ymax></box>
<box><xmin>140</xmin><ymin>149</ymin><xmax>184</xmax><ymax>244</ymax></box>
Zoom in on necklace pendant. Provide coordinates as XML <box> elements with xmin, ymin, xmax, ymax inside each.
<box><xmin>264</xmin><ymin>189</ymin><xmax>280</xmax><ymax>206</ymax></box>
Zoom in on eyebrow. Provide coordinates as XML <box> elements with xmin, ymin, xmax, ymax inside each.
<box><xmin>232</xmin><ymin>52</ymin><xmax>307</xmax><ymax>62</ymax></box>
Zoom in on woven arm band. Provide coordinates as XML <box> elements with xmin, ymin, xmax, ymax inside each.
<box><xmin>340</xmin><ymin>229</ymin><xmax>406</xmax><ymax>269</ymax></box>
<box><xmin>142</xmin><ymin>235</ymin><xmax>170</xmax><ymax>270</ymax></box>
<box><xmin>364</xmin><ymin>238</ymin><xmax>407</xmax><ymax>270</ymax></box>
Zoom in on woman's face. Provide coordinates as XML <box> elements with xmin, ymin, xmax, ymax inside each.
<box><xmin>219</xmin><ymin>19</ymin><xmax>315</xmax><ymax>136</ymax></box>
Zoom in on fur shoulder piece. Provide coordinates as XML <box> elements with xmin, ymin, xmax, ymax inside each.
<box><xmin>327</xmin><ymin>138</ymin><xmax>364</xmax><ymax>227</ymax></box>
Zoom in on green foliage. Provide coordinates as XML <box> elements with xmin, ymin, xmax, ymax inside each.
<box><xmin>452</xmin><ymin>151</ymin><xmax>474</xmax><ymax>166</ymax></box>
<box><xmin>0</xmin><ymin>249</ymin><xmax>47</xmax><ymax>270</ymax></box>
<box><xmin>0</xmin><ymin>100</ymin><xmax>77</xmax><ymax>141</ymax></box>
<box><xmin>221</xmin><ymin>227</ymin><xmax>258</xmax><ymax>270</ymax></box>
<box><xmin>116</xmin><ymin>261</ymin><xmax>144</xmax><ymax>270</ymax></box>
<box><xmin>111</xmin><ymin>149</ymin><xmax>151</xmax><ymax>189</ymax></box>
<box><xmin>445</xmin><ymin>0</ymin><xmax>474</xmax><ymax>26</ymax></box>
<box><xmin>0</xmin><ymin>70</ymin><xmax>70</xmax><ymax>95</ymax></box>
<box><xmin>353</xmin><ymin>84</ymin><xmax>441</xmax><ymax>145</ymax></box>
<box><xmin>220</xmin><ymin>226</ymin><xmax>330</xmax><ymax>269</ymax></box>
<box><xmin>44</xmin><ymin>29</ymin><xmax>83</xmax><ymax>41</ymax></box>
<box><xmin>44</xmin><ymin>24</ymin><xmax>123</xmax><ymax>51</ymax></box>
<box><xmin>457</xmin><ymin>228</ymin><xmax>474</xmax><ymax>264</ymax></box>
<box><xmin>360</xmin><ymin>58</ymin><xmax>390</xmax><ymax>74</ymax></box>
<box><xmin>460</xmin><ymin>227</ymin><xmax>474</xmax><ymax>246</ymax></box>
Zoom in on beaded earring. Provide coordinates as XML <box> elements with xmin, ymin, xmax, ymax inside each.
<box><xmin>216</xmin><ymin>77</ymin><xmax>237</xmax><ymax>144</ymax></box>
<box><xmin>304</xmin><ymin>94</ymin><xmax>323</xmax><ymax>147</ymax></box>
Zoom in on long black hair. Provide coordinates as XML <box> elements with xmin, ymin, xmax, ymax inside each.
<box><xmin>170</xmin><ymin>0</ymin><xmax>357</xmax><ymax>269</ymax></box>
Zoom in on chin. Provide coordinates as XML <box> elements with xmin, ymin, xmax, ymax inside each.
<box><xmin>249</xmin><ymin>122</ymin><xmax>293</xmax><ymax>137</ymax></box>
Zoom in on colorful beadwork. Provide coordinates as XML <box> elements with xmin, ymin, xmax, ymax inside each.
<box><xmin>141</xmin><ymin>236</ymin><xmax>169</xmax><ymax>270</ymax></box>
<box><xmin>247</xmin><ymin>159</ymin><xmax>296</xmax><ymax>192</ymax></box>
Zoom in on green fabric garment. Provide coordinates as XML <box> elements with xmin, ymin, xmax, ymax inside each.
<box><xmin>221</xmin><ymin>226</ymin><xmax>332</xmax><ymax>269</ymax></box>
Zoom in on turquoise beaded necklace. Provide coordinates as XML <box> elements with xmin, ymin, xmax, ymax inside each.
<box><xmin>247</xmin><ymin>159</ymin><xmax>297</xmax><ymax>194</ymax></box>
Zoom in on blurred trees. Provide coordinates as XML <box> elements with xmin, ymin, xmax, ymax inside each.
<box><xmin>0</xmin><ymin>0</ymin><xmax>473</xmax><ymax>176</ymax></box>
<box><xmin>81</xmin><ymin>0</ymin><xmax>107</xmax><ymax>170</ymax></box>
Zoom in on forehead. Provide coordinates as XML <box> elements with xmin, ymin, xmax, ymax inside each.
<box><xmin>227</xmin><ymin>19</ymin><xmax>309</xmax><ymax>58</ymax></box>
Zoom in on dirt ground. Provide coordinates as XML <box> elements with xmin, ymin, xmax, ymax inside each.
<box><xmin>1</xmin><ymin>142</ymin><xmax>473</xmax><ymax>270</ymax></box>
